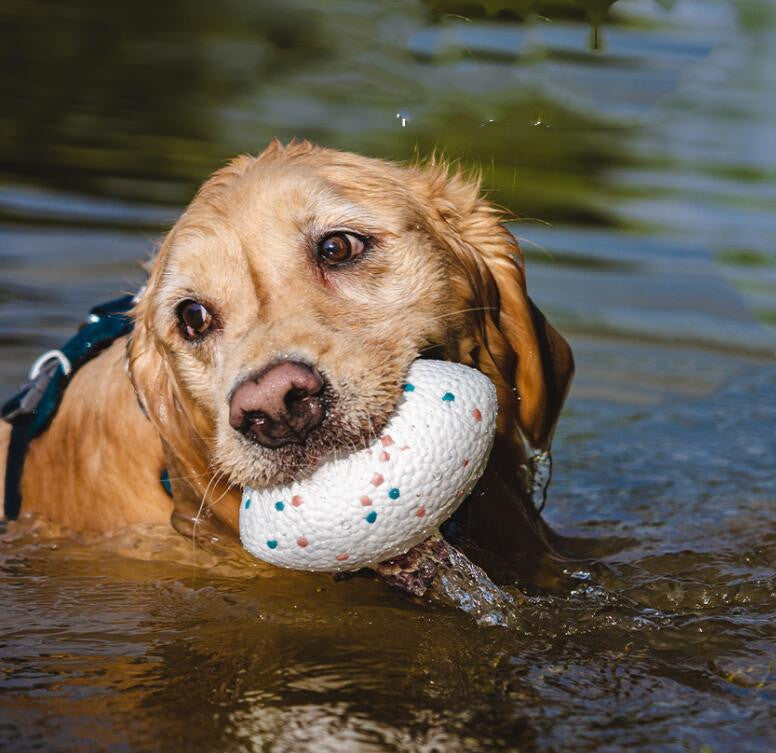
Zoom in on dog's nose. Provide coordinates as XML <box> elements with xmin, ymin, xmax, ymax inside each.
<box><xmin>229</xmin><ymin>361</ymin><xmax>325</xmax><ymax>447</ymax></box>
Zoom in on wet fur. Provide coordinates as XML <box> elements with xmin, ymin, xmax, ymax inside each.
<box><xmin>0</xmin><ymin>141</ymin><xmax>574</xmax><ymax>585</ymax></box>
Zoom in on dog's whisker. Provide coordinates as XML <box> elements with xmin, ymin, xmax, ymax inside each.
<box><xmin>163</xmin><ymin>470</ymin><xmax>214</xmax><ymax>483</ymax></box>
<box><xmin>423</xmin><ymin>306</ymin><xmax>497</xmax><ymax>324</ymax></box>
<box><xmin>192</xmin><ymin>468</ymin><xmax>223</xmax><ymax>550</ymax></box>
<box><xmin>365</xmin><ymin>414</ymin><xmax>378</xmax><ymax>446</ymax></box>
<box><xmin>205</xmin><ymin>474</ymin><xmax>237</xmax><ymax>509</ymax></box>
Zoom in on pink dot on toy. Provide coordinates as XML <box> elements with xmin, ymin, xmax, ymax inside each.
<box><xmin>336</xmin><ymin>553</ymin><xmax>349</xmax><ymax>562</ymax></box>
<box><xmin>291</xmin><ymin>495</ymin><xmax>303</xmax><ymax>507</ymax></box>
<box><xmin>379</xmin><ymin>451</ymin><xmax>390</xmax><ymax>462</ymax></box>
<box><xmin>371</xmin><ymin>472</ymin><xmax>384</xmax><ymax>486</ymax></box>
<box><xmin>297</xmin><ymin>537</ymin><xmax>309</xmax><ymax>548</ymax></box>
<box><xmin>416</xmin><ymin>506</ymin><xmax>426</xmax><ymax>518</ymax></box>
<box><xmin>360</xmin><ymin>496</ymin><xmax>372</xmax><ymax>506</ymax></box>
<box><xmin>472</xmin><ymin>408</ymin><xmax>482</xmax><ymax>422</ymax></box>
<box><xmin>380</xmin><ymin>435</ymin><xmax>394</xmax><ymax>447</ymax></box>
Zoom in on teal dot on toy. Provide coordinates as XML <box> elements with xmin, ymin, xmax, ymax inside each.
<box><xmin>365</xmin><ymin>511</ymin><xmax>377</xmax><ymax>524</ymax></box>
<box><xmin>403</xmin><ymin>383</ymin><xmax>415</xmax><ymax>392</ymax></box>
<box><xmin>388</xmin><ymin>487</ymin><xmax>400</xmax><ymax>500</ymax></box>
<box><xmin>442</xmin><ymin>391</ymin><xmax>455</xmax><ymax>402</ymax></box>
<box><xmin>244</xmin><ymin>498</ymin><xmax>251</xmax><ymax>509</ymax></box>
<box><xmin>275</xmin><ymin>501</ymin><xmax>285</xmax><ymax>511</ymax></box>
<box><xmin>267</xmin><ymin>540</ymin><xmax>278</xmax><ymax>549</ymax></box>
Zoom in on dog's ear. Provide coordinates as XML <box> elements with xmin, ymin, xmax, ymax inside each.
<box><xmin>127</xmin><ymin>153</ymin><xmax>255</xmax><ymax>476</ymax></box>
<box><xmin>127</xmin><ymin>236</ymin><xmax>239</xmax><ymax>536</ymax></box>
<box><xmin>128</xmin><ymin>289</ymin><xmax>210</xmax><ymax>487</ymax></box>
<box><xmin>414</xmin><ymin>163</ymin><xmax>574</xmax><ymax>457</ymax></box>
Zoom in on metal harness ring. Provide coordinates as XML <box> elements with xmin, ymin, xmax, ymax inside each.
<box><xmin>28</xmin><ymin>349</ymin><xmax>73</xmax><ymax>380</ymax></box>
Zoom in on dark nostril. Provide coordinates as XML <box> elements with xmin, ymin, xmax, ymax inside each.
<box><xmin>240</xmin><ymin>410</ymin><xmax>268</xmax><ymax>435</ymax></box>
<box><xmin>229</xmin><ymin>360</ymin><xmax>326</xmax><ymax>447</ymax></box>
<box><xmin>285</xmin><ymin>387</ymin><xmax>311</xmax><ymax>410</ymax></box>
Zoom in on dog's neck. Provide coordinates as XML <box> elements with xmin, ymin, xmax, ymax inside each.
<box><xmin>17</xmin><ymin>338</ymin><xmax>173</xmax><ymax>531</ymax></box>
<box><xmin>162</xmin><ymin>443</ymin><xmax>240</xmax><ymax>543</ymax></box>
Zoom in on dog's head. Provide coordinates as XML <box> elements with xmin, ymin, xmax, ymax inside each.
<box><xmin>128</xmin><ymin>141</ymin><xmax>573</xmax><ymax>530</ymax></box>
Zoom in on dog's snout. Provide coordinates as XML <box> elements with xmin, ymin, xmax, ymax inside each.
<box><xmin>229</xmin><ymin>361</ymin><xmax>325</xmax><ymax>447</ymax></box>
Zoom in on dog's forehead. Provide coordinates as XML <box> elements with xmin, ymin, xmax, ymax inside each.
<box><xmin>240</xmin><ymin>158</ymin><xmax>416</xmax><ymax>232</ymax></box>
<box><xmin>156</xmin><ymin>158</ymin><xmax>423</xmax><ymax>309</ymax></box>
<box><xmin>165</xmin><ymin>159</ymin><xmax>417</xmax><ymax>270</ymax></box>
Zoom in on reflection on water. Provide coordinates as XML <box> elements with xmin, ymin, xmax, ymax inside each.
<box><xmin>1</xmin><ymin>0</ymin><xmax>775</xmax><ymax>751</ymax></box>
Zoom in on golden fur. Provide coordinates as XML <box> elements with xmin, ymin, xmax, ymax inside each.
<box><xmin>0</xmin><ymin>141</ymin><xmax>574</xmax><ymax>584</ymax></box>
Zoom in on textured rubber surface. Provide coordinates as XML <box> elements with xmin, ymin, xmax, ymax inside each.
<box><xmin>239</xmin><ymin>360</ymin><xmax>497</xmax><ymax>572</ymax></box>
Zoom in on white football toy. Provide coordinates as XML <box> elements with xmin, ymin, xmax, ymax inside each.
<box><xmin>239</xmin><ymin>360</ymin><xmax>497</xmax><ymax>572</ymax></box>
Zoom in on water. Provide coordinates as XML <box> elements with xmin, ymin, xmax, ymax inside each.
<box><xmin>376</xmin><ymin>534</ymin><xmax>526</xmax><ymax>626</ymax></box>
<box><xmin>427</xmin><ymin>540</ymin><xmax>525</xmax><ymax>627</ymax></box>
<box><xmin>1</xmin><ymin>0</ymin><xmax>775</xmax><ymax>750</ymax></box>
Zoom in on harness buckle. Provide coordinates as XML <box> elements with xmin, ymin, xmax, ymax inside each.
<box><xmin>28</xmin><ymin>349</ymin><xmax>73</xmax><ymax>380</ymax></box>
<box><xmin>3</xmin><ymin>293</ymin><xmax>137</xmax><ymax>519</ymax></box>
<box><xmin>1</xmin><ymin>351</ymin><xmax>72</xmax><ymax>425</ymax></box>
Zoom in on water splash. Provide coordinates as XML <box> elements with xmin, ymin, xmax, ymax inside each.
<box><xmin>376</xmin><ymin>534</ymin><xmax>524</xmax><ymax>627</ymax></box>
<box><xmin>519</xmin><ymin>441</ymin><xmax>553</xmax><ymax>513</ymax></box>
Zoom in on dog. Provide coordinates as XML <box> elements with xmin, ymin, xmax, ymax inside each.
<box><xmin>0</xmin><ymin>141</ymin><xmax>574</xmax><ymax>587</ymax></box>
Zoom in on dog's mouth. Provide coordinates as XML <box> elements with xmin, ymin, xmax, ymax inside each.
<box><xmin>238</xmin><ymin>348</ymin><xmax>450</xmax><ymax>487</ymax></box>
<box><xmin>240</xmin><ymin>378</ymin><xmax>394</xmax><ymax>488</ymax></box>
<box><xmin>417</xmin><ymin>343</ymin><xmax>449</xmax><ymax>361</ymax></box>
<box><xmin>236</xmin><ymin>353</ymin><xmax>490</xmax><ymax>603</ymax></box>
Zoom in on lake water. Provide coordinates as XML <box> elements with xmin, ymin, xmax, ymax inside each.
<box><xmin>1</xmin><ymin>1</ymin><xmax>774</xmax><ymax>751</ymax></box>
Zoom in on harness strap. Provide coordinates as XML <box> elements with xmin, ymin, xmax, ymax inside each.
<box><xmin>2</xmin><ymin>295</ymin><xmax>136</xmax><ymax>519</ymax></box>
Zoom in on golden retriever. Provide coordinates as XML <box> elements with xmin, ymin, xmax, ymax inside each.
<box><xmin>0</xmin><ymin>141</ymin><xmax>574</xmax><ymax>586</ymax></box>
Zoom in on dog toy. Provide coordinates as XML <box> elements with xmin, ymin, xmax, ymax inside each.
<box><xmin>239</xmin><ymin>360</ymin><xmax>497</xmax><ymax>572</ymax></box>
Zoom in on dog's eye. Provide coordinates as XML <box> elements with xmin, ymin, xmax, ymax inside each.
<box><xmin>177</xmin><ymin>300</ymin><xmax>214</xmax><ymax>340</ymax></box>
<box><xmin>317</xmin><ymin>232</ymin><xmax>367</xmax><ymax>266</ymax></box>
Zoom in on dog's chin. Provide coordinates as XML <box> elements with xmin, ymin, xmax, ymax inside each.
<box><xmin>228</xmin><ymin>416</ymin><xmax>385</xmax><ymax>491</ymax></box>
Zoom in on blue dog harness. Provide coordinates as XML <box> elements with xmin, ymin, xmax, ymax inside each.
<box><xmin>1</xmin><ymin>295</ymin><xmax>171</xmax><ymax>520</ymax></box>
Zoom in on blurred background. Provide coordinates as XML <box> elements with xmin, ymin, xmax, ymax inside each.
<box><xmin>1</xmin><ymin>0</ymin><xmax>775</xmax><ymax>389</ymax></box>
<box><xmin>1</xmin><ymin>1</ymin><xmax>774</xmax><ymax>752</ymax></box>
